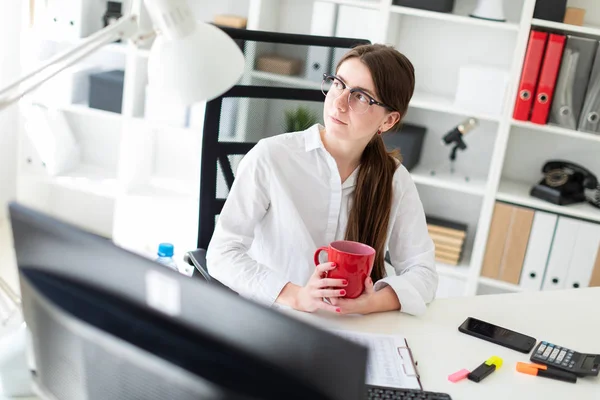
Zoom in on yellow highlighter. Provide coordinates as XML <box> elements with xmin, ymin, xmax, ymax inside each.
<box><xmin>468</xmin><ymin>356</ymin><xmax>503</xmax><ymax>383</ymax></box>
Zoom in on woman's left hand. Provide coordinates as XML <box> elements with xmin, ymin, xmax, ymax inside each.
<box><xmin>329</xmin><ymin>276</ymin><xmax>375</xmax><ymax>315</ymax></box>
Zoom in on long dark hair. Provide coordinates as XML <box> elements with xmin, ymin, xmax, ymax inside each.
<box><xmin>339</xmin><ymin>44</ymin><xmax>415</xmax><ymax>282</ymax></box>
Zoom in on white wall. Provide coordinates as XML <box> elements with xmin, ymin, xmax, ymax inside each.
<box><xmin>0</xmin><ymin>0</ymin><xmax>23</xmax><ymax>219</ymax></box>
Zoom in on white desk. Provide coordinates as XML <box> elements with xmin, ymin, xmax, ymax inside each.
<box><xmin>284</xmin><ymin>287</ymin><xmax>600</xmax><ymax>400</ymax></box>
<box><xmin>3</xmin><ymin>288</ymin><xmax>600</xmax><ymax>400</ymax></box>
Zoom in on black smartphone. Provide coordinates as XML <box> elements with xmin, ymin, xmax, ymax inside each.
<box><xmin>458</xmin><ymin>317</ymin><xmax>537</xmax><ymax>354</ymax></box>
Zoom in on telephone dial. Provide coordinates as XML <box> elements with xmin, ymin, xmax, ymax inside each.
<box><xmin>530</xmin><ymin>160</ymin><xmax>600</xmax><ymax>208</ymax></box>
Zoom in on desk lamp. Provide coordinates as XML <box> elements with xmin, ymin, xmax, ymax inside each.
<box><xmin>430</xmin><ymin>117</ymin><xmax>479</xmax><ymax>181</ymax></box>
<box><xmin>0</xmin><ymin>0</ymin><xmax>244</xmax><ymax>396</ymax></box>
<box><xmin>0</xmin><ymin>0</ymin><xmax>245</xmax><ymax>111</ymax></box>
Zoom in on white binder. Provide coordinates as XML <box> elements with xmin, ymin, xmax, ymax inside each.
<box><xmin>564</xmin><ymin>220</ymin><xmax>600</xmax><ymax>289</ymax></box>
<box><xmin>542</xmin><ymin>217</ymin><xmax>580</xmax><ymax>291</ymax></box>
<box><xmin>305</xmin><ymin>2</ymin><xmax>338</xmax><ymax>82</ymax></box>
<box><xmin>519</xmin><ymin>211</ymin><xmax>557</xmax><ymax>291</ymax></box>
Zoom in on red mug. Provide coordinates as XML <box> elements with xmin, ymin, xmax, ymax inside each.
<box><xmin>313</xmin><ymin>240</ymin><xmax>376</xmax><ymax>299</ymax></box>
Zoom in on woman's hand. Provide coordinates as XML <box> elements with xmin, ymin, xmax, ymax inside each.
<box><xmin>329</xmin><ymin>276</ymin><xmax>376</xmax><ymax>315</ymax></box>
<box><xmin>294</xmin><ymin>262</ymin><xmax>348</xmax><ymax>313</ymax></box>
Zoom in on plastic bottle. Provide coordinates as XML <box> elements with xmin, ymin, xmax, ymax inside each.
<box><xmin>155</xmin><ymin>243</ymin><xmax>179</xmax><ymax>272</ymax></box>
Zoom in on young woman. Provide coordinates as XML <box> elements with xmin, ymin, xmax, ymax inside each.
<box><xmin>206</xmin><ymin>44</ymin><xmax>437</xmax><ymax>316</ymax></box>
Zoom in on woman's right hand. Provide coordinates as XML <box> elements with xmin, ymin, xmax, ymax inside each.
<box><xmin>294</xmin><ymin>262</ymin><xmax>348</xmax><ymax>313</ymax></box>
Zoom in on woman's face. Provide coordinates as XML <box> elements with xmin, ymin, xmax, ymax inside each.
<box><xmin>323</xmin><ymin>57</ymin><xmax>399</xmax><ymax>145</ymax></box>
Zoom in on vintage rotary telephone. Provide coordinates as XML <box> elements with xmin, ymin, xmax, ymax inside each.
<box><xmin>530</xmin><ymin>160</ymin><xmax>600</xmax><ymax>208</ymax></box>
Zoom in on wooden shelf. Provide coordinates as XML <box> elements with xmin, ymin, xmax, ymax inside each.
<box><xmin>496</xmin><ymin>180</ymin><xmax>600</xmax><ymax>224</ymax></box>
<box><xmin>391</xmin><ymin>5</ymin><xmax>520</xmax><ymax>32</ymax></box>
<box><xmin>410</xmin><ymin>91</ymin><xmax>502</xmax><ymax>122</ymax></box>
<box><xmin>532</xmin><ymin>18</ymin><xmax>600</xmax><ymax>39</ymax></box>
<box><xmin>478</xmin><ymin>276</ymin><xmax>524</xmax><ymax>292</ymax></box>
<box><xmin>511</xmin><ymin>120</ymin><xmax>600</xmax><ymax>143</ymax></box>
<box><xmin>410</xmin><ymin>165</ymin><xmax>487</xmax><ymax>196</ymax></box>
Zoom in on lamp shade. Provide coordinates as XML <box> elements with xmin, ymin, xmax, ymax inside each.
<box><xmin>147</xmin><ymin>22</ymin><xmax>245</xmax><ymax>105</ymax></box>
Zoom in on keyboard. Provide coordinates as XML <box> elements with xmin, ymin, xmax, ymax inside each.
<box><xmin>366</xmin><ymin>385</ymin><xmax>452</xmax><ymax>400</ymax></box>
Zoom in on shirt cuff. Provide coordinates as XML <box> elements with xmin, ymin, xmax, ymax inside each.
<box><xmin>373</xmin><ymin>276</ymin><xmax>427</xmax><ymax>316</ymax></box>
<box><xmin>249</xmin><ymin>273</ymin><xmax>290</xmax><ymax>308</ymax></box>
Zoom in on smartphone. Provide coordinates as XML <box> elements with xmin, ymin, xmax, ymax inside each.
<box><xmin>458</xmin><ymin>317</ymin><xmax>537</xmax><ymax>354</ymax></box>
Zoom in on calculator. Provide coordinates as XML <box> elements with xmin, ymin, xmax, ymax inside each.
<box><xmin>530</xmin><ymin>341</ymin><xmax>600</xmax><ymax>377</ymax></box>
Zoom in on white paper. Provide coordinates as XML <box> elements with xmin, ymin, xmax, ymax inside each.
<box><xmin>330</xmin><ymin>330</ymin><xmax>420</xmax><ymax>389</ymax></box>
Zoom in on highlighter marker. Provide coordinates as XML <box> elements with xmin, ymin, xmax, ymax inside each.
<box><xmin>516</xmin><ymin>362</ymin><xmax>577</xmax><ymax>383</ymax></box>
<box><xmin>468</xmin><ymin>356</ymin><xmax>503</xmax><ymax>383</ymax></box>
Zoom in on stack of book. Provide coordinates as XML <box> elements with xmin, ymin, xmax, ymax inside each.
<box><xmin>426</xmin><ymin>216</ymin><xmax>468</xmax><ymax>266</ymax></box>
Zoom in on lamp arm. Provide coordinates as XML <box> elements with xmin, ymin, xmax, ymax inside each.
<box><xmin>0</xmin><ymin>14</ymin><xmax>140</xmax><ymax>111</ymax></box>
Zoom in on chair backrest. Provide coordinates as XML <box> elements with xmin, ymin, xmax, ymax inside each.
<box><xmin>196</xmin><ymin>27</ymin><xmax>370</xmax><ymax>249</ymax></box>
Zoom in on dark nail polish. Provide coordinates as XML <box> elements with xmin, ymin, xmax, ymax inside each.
<box><xmin>340</xmin><ymin>289</ymin><xmax>346</xmax><ymax>296</ymax></box>
<box><xmin>342</xmin><ymin>280</ymin><xmax>348</xmax><ymax>285</ymax></box>
<box><xmin>336</xmin><ymin>308</ymin><xmax>341</xmax><ymax>313</ymax></box>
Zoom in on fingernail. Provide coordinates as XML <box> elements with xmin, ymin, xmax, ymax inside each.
<box><xmin>331</xmin><ymin>262</ymin><xmax>336</xmax><ymax>267</ymax></box>
<box><xmin>342</xmin><ymin>280</ymin><xmax>348</xmax><ymax>285</ymax></box>
<box><xmin>336</xmin><ymin>308</ymin><xmax>341</xmax><ymax>313</ymax></box>
<box><xmin>340</xmin><ymin>289</ymin><xmax>346</xmax><ymax>296</ymax></box>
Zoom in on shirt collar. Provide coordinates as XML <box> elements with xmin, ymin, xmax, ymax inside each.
<box><xmin>343</xmin><ymin>167</ymin><xmax>359</xmax><ymax>189</ymax></box>
<box><xmin>304</xmin><ymin>124</ymin><xmax>359</xmax><ymax>188</ymax></box>
<box><xmin>304</xmin><ymin>124</ymin><xmax>325</xmax><ymax>152</ymax></box>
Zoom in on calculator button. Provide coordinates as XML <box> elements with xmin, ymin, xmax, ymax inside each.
<box><xmin>542</xmin><ymin>341</ymin><xmax>548</xmax><ymax>345</ymax></box>
<box><xmin>557</xmin><ymin>350</ymin><xmax>567</xmax><ymax>362</ymax></box>
<box><xmin>562</xmin><ymin>362</ymin><xmax>569</xmax><ymax>367</ymax></box>
<box><xmin>537</xmin><ymin>344</ymin><xmax>547</xmax><ymax>354</ymax></box>
<box><xmin>549</xmin><ymin>348</ymin><xmax>560</xmax><ymax>362</ymax></box>
<box><xmin>542</xmin><ymin>347</ymin><xmax>553</xmax><ymax>359</ymax></box>
<box><xmin>568</xmin><ymin>352</ymin><xmax>574</xmax><ymax>358</ymax></box>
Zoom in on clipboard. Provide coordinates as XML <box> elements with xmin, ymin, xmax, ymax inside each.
<box><xmin>329</xmin><ymin>330</ymin><xmax>422</xmax><ymax>390</ymax></box>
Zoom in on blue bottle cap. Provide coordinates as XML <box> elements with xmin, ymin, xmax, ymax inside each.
<box><xmin>157</xmin><ymin>243</ymin><xmax>174</xmax><ymax>257</ymax></box>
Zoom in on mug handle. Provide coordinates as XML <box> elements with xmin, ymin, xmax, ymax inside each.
<box><xmin>314</xmin><ymin>246</ymin><xmax>329</xmax><ymax>266</ymax></box>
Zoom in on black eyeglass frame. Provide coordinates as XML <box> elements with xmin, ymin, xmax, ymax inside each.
<box><xmin>321</xmin><ymin>73</ymin><xmax>395</xmax><ymax>113</ymax></box>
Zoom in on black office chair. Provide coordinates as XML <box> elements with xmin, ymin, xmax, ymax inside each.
<box><xmin>183</xmin><ymin>27</ymin><xmax>370</xmax><ymax>287</ymax></box>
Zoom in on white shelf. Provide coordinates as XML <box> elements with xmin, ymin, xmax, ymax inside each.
<box><xmin>23</xmin><ymin>164</ymin><xmax>119</xmax><ymax>199</ymax></box>
<box><xmin>317</xmin><ymin>0</ymin><xmax>381</xmax><ymax>10</ymax></box>
<box><xmin>390</xmin><ymin>5</ymin><xmax>520</xmax><ymax>32</ymax></box>
<box><xmin>410</xmin><ymin>165</ymin><xmax>487</xmax><ymax>196</ymax></box>
<box><xmin>409</xmin><ymin>91</ymin><xmax>502</xmax><ymax>122</ymax></box>
<box><xmin>246</xmin><ymin>74</ymin><xmax>503</xmax><ymax>122</ymax></box>
<box><xmin>126</xmin><ymin>178</ymin><xmax>198</xmax><ymax>198</ymax></box>
<box><xmin>250</xmin><ymin>70</ymin><xmax>322</xmax><ymax>90</ymax></box>
<box><xmin>511</xmin><ymin>120</ymin><xmax>600</xmax><ymax>143</ymax></box>
<box><xmin>496</xmin><ymin>180</ymin><xmax>600</xmax><ymax>224</ymax></box>
<box><xmin>531</xmin><ymin>18</ymin><xmax>600</xmax><ymax>38</ymax></box>
<box><xmin>478</xmin><ymin>276</ymin><xmax>524</xmax><ymax>292</ymax></box>
<box><xmin>60</xmin><ymin>102</ymin><xmax>124</xmax><ymax>120</ymax></box>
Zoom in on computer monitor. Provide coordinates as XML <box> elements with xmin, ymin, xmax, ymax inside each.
<box><xmin>9</xmin><ymin>202</ymin><xmax>368</xmax><ymax>400</ymax></box>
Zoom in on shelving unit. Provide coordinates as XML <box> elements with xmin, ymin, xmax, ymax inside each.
<box><xmin>496</xmin><ymin>180</ymin><xmax>600</xmax><ymax>224</ymax></box>
<box><xmin>511</xmin><ymin>119</ymin><xmax>600</xmax><ymax>143</ymax></box>
<box><xmin>390</xmin><ymin>5</ymin><xmax>520</xmax><ymax>32</ymax></box>
<box><xmin>531</xmin><ymin>18</ymin><xmax>600</xmax><ymax>37</ymax></box>
<box><xmin>15</xmin><ymin>0</ymin><xmax>600</xmax><ymax>299</ymax></box>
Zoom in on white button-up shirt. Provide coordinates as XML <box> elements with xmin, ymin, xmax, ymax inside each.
<box><xmin>206</xmin><ymin>124</ymin><xmax>438</xmax><ymax>315</ymax></box>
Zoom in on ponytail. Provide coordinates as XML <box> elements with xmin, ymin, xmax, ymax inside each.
<box><xmin>345</xmin><ymin>135</ymin><xmax>400</xmax><ymax>282</ymax></box>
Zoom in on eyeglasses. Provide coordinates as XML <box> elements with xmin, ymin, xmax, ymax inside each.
<box><xmin>321</xmin><ymin>74</ymin><xmax>394</xmax><ymax>114</ymax></box>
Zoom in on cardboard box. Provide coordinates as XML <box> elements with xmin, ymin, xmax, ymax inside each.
<box><xmin>564</xmin><ymin>7</ymin><xmax>585</xmax><ymax>26</ymax></box>
<box><xmin>256</xmin><ymin>54</ymin><xmax>303</xmax><ymax>76</ymax></box>
<box><xmin>213</xmin><ymin>14</ymin><xmax>247</xmax><ymax>29</ymax></box>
